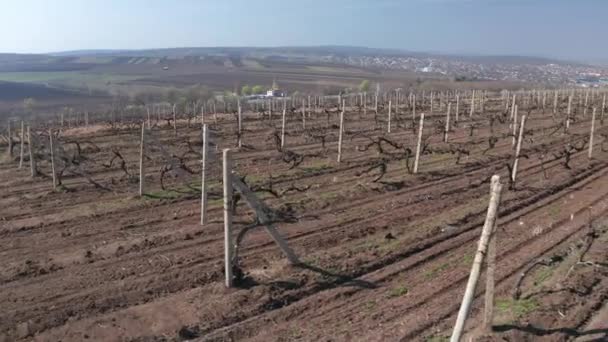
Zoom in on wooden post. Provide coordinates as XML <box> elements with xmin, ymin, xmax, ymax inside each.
<box><xmin>455</xmin><ymin>94</ymin><xmax>460</xmax><ymax>122</ymax></box>
<box><xmin>85</xmin><ymin>111</ymin><xmax>89</xmax><ymax>127</ymax></box>
<box><xmin>451</xmin><ymin>175</ymin><xmax>503</xmax><ymax>342</ymax></box>
<box><xmin>469</xmin><ymin>90</ymin><xmax>475</xmax><ymax>117</ymax></box>
<box><xmin>281</xmin><ymin>100</ymin><xmax>287</xmax><ymax>149</ymax></box>
<box><xmin>484</xmin><ymin>230</ymin><xmax>497</xmax><ymax>333</ymax></box>
<box><xmin>412</xmin><ymin>95</ymin><xmax>416</xmax><ymax>121</ymax></box>
<box><xmin>566</xmin><ymin>94</ymin><xmax>572</xmax><ymax>132</ymax></box>
<box><xmin>589</xmin><ymin>108</ymin><xmax>596</xmax><ymax>159</ymax></box>
<box><xmin>444</xmin><ymin>102</ymin><xmax>451</xmax><ymax>143</ymax></box>
<box><xmin>201</xmin><ymin>124</ymin><xmax>209</xmax><ymax>224</ymax></box>
<box><xmin>337</xmin><ymin>101</ymin><xmax>345</xmax><ymax>163</ymax></box>
<box><xmin>413</xmin><ymin>113</ymin><xmax>425</xmax><ymax>174</ymax></box>
<box><xmin>139</xmin><ymin>123</ymin><xmax>145</xmax><ymax>196</ymax></box>
<box><xmin>49</xmin><ymin>129</ymin><xmax>57</xmax><ymax>189</ymax></box>
<box><xmin>553</xmin><ymin>91</ymin><xmax>558</xmax><ymax>115</ymax></box>
<box><xmin>172</xmin><ymin>103</ymin><xmax>177</xmax><ymax>137</ymax></box>
<box><xmin>511</xmin><ymin>115</ymin><xmax>527</xmax><ymax>185</ymax></box>
<box><xmin>27</xmin><ymin>125</ymin><xmax>37</xmax><ymax>177</ymax></box>
<box><xmin>7</xmin><ymin>120</ymin><xmax>13</xmax><ymax>158</ymax></box>
<box><xmin>601</xmin><ymin>94</ymin><xmax>606</xmax><ymax>125</ymax></box>
<box><xmin>512</xmin><ymin>105</ymin><xmax>518</xmax><ymax>148</ymax></box>
<box><xmin>223</xmin><ymin>149</ymin><xmax>234</xmax><ymax>288</ymax></box>
<box><xmin>19</xmin><ymin>121</ymin><xmax>25</xmax><ymax>169</ymax></box>
<box><xmin>301</xmin><ymin>99</ymin><xmax>306</xmax><ymax>130</ymax></box>
<box><xmin>387</xmin><ymin>100</ymin><xmax>392</xmax><ymax>133</ymax></box>
<box><xmin>237</xmin><ymin>102</ymin><xmax>243</xmax><ymax>148</ymax></box>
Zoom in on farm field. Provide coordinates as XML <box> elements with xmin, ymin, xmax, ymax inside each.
<box><xmin>1</xmin><ymin>90</ymin><xmax>608</xmax><ymax>342</ymax></box>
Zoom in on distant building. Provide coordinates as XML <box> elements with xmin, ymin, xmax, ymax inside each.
<box><xmin>266</xmin><ymin>89</ymin><xmax>284</xmax><ymax>97</ymax></box>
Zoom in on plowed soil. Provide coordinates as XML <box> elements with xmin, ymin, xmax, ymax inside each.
<box><xmin>1</xmin><ymin>95</ymin><xmax>607</xmax><ymax>342</ymax></box>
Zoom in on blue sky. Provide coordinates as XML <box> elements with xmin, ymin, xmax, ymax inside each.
<box><xmin>1</xmin><ymin>0</ymin><xmax>606</xmax><ymax>62</ymax></box>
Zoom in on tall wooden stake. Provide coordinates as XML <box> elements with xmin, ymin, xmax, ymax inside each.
<box><xmin>589</xmin><ymin>108</ymin><xmax>596</xmax><ymax>159</ymax></box>
<box><xmin>387</xmin><ymin>100</ymin><xmax>392</xmax><ymax>133</ymax></box>
<box><xmin>27</xmin><ymin>126</ymin><xmax>37</xmax><ymax>177</ymax></box>
<box><xmin>201</xmin><ymin>124</ymin><xmax>209</xmax><ymax>224</ymax></box>
<box><xmin>19</xmin><ymin>121</ymin><xmax>25</xmax><ymax>169</ymax></box>
<box><xmin>139</xmin><ymin>123</ymin><xmax>145</xmax><ymax>196</ymax></box>
<box><xmin>337</xmin><ymin>100</ymin><xmax>345</xmax><ymax>163</ymax></box>
<box><xmin>49</xmin><ymin>129</ymin><xmax>57</xmax><ymax>189</ymax></box>
<box><xmin>414</xmin><ymin>113</ymin><xmax>425</xmax><ymax>174</ymax></box>
<box><xmin>511</xmin><ymin>115</ymin><xmax>527</xmax><ymax>185</ymax></box>
<box><xmin>7</xmin><ymin>120</ymin><xmax>13</xmax><ymax>158</ymax></box>
<box><xmin>444</xmin><ymin>103</ymin><xmax>451</xmax><ymax>143</ymax></box>
<box><xmin>451</xmin><ymin>175</ymin><xmax>503</xmax><ymax>342</ymax></box>
<box><xmin>223</xmin><ymin>149</ymin><xmax>234</xmax><ymax>288</ymax></box>
<box><xmin>281</xmin><ymin>100</ymin><xmax>287</xmax><ymax>149</ymax></box>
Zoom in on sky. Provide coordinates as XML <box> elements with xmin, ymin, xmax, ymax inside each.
<box><xmin>0</xmin><ymin>0</ymin><xmax>606</xmax><ymax>63</ymax></box>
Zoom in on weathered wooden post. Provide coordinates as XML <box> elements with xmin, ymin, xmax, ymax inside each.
<box><xmin>566</xmin><ymin>94</ymin><xmax>572</xmax><ymax>132</ymax></box>
<box><xmin>387</xmin><ymin>100</ymin><xmax>392</xmax><ymax>133</ymax></box>
<box><xmin>589</xmin><ymin>108</ymin><xmax>596</xmax><ymax>159</ymax></box>
<box><xmin>19</xmin><ymin>121</ymin><xmax>25</xmax><ymax>169</ymax></box>
<box><xmin>172</xmin><ymin>103</ymin><xmax>177</xmax><ymax>137</ymax></box>
<box><xmin>281</xmin><ymin>100</ymin><xmax>287</xmax><ymax>149</ymax></box>
<box><xmin>223</xmin><ymin>149</ymin><xmax>234</xmax><ymax>288</ymax></box>
<box><xmin>412</xmin><ymin>94</ymin><xmax>416</xmax><ymax>121</ymax></box>
<box><xmin>601</xmin><ymin>94</ymin><xmax>606</xmax><ymax>125</ymax></box>
<box><xmin>430</xmin><ymin>92</ymin><xmax>434</xmax><ymax>113</ymax></box>
<box><xmin>414</xmin><ymin>113</ymin><xmax>425</xmax><ymax>174</ymax></box>
<box><xmin>451</xmin><ymin>175</ymin><xmax>503</xmax><ymax>342</ymax></box>
<box><xmin>85</xmin><ymin>111</ymin><xmax>89</xmax><ymax>128</ymax></box>
<box><xmin>6</xmin><ymin>120</ymin><xmax>13</xmax><ymax>158</ymax></box>
<box><xmin>511</xmin><ymin>115</ymin><xmax>527</xmax><ymax>185</ymax></box>
<box><xmin>444</xmin><ymin>102</ymin><xmax>451</xmax><ymax>143</ymax></box>
<box><xmin>301</xmin><ymin>99</ymin><xmax>306</xmax><ymax>130</ymax></box>
<box><xmin>237</xmin><ymin>102</ymin><xmax>243</xmax><ymax>148</ymax></box>
<box><xmin>49</xmin><ymin>129</ymin><xmax>57</xmax><ymax>189</ymax></box>
<box><xmin>553</xmin><ymin>90</ymin><xmax>559</xmax><ymax>115</ymax></box>
<box><xmin>455</xmin><ymin>94</ymin><xmax>460</xmax><ymax>122</ymax></box>
<box><xmin>200</xmin><ymin>124</ymin><xmax>209</xmax><ymax>224</ymax></box>
<box><xmin>469</xmin><ymin>90</ymin><xmax>475</xmax><ymax>117</ymax></box>
<box><xmin>139</xmin><ymin>123</ymin><xmax>145</xmax><ymax>197</ymax></box>
<box><xmin>27</xmin><ymin>126</ymin><xmax>37</xmax><ymax>177</ymax></box>
<box><xmin>512</xmin><ymin>105</ymin><xmax>518</xmax><ymax>148</ymax></box>
<box><xmin>337</xmin><ymin>100</ymin><xmax>345</xmax><ymax>163</ymax></box>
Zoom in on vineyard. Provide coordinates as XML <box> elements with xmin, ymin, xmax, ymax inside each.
<box><xmin>1</xmin><ymin>89</ymin><xmax>608</xmax><ymax>341</ymax></box>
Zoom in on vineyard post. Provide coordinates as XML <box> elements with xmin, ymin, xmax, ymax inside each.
<box><xmin>223</xmin><ymin>149</ymin><xmax>234</xmax><ymax>288</ymax></box>
<box><xmin>455</xmin><ymin>94</ymin><xmax>460</xmax><ymax>122</ymax></box>
<box><xmin>589</xmin><ymin>108</ymin><xmax>596</xmax><ymax>159</ymax></box>
<box><xmin>469</xmin><ymin>90</ymin><xmax>475</xmax><ymax>117</ymax></box>
<box><xmin>49</xmin><ymin>129</ymin><xmax>57</xmax><ymax>190</ymax></box>
<box><xmin>19</xmin><ymin>121</ymin><xmax>25</xmax><ymax>169</ymax></box>
<box><xmin>7</xmin><ymin>119</ymin><xmax>13</xmax><ymax>158</ymax></box>
<box><xmin>511</xmin><ymin>115</ymin><xmax>527</xmax><ymax>185</ymax></box>
<box><xmin>566</xmin><ymin>94</ymin><xmax>572</xmax><ymax>132</ymax></box>
<box><xmin>301</xmin><ymin>99</ymin><xmax>306</xmax><ymax>130</ymax></box>
<box><xmin>510</xmin><ymin>95</ymin><xmax>517</xmax><ymax>122</ymax></box>
<box><xmin>451</xmin><ymin>175</ymin><xmax>503</xmax><ymax>342</ymax></box>
<box><xmin>238</xmin><ymin>102</ymin><xmax>243</xmax><ymax>148</ymax></box>
<box><xmin>201</xmin><ymin>124</ymin><xmax>209</xmax><ymax>225</ymax></box>
<box><xmin>27</xmin><ymin>125</ymin><xmax>37</xmax><ymax>177</ymax></box>
<box><xmin>387</xmin><ymin>100</ymin><xmax>392</xmax><ymax>133</ymax></box>
<box><xmin>281</xmin><ymin>100</ymin><xmax>287</xmax><ymax>149</ymax></box>
<box><xmin>512</xmin><ymin>105</ymin><xmax>518</xmax><ymax>148</ymax></box>
<box><xmin>413</xmin><ymin>113</ymin><xmax>425</xmax><ymax>174</ymax></box>
<box><xmin>139</xmin><ymin>123</ymin><xmax>145</xmax><ymax>197</ymax></box>
<box><xmin>172</xmin><ymin>103</ymin><xmax>177</xmax><ymax>137</ymax></box>
<box><xmin>553</xmin><ymin>90</ymin><xmax>558</xmax><ymax>115</ymax></box>
<box><xmin>444</xmin><ymin>102</ymin><xmax>451</xmax><ymax>143</ymax></box>
<box><xmin>60</xmin><ymin>113</ymin><xmax>64</xmax><ymax>128</ymax></box>
<box><xmin>85</xmin><ymin>111</ymin><xmax>89</xmax><ymax>128</ymax></box>
<box><xmin>601</xmin><ymin>94</ymin><xmax>606</xmax><ymax>124</ymax></box>
<box><xmin>200</xmin><ymin>105</ymin><xmax>205</xmax><ymax>127</ymax></box>
<box><xmin>412</xmin><ymin>94</ymin><xmax>416</xmax><ymax>121</ymax></box>
<box><xmin>337</xmin><ymin>100</ymin><xmax>345</xmax><ymax>163</ymax></box>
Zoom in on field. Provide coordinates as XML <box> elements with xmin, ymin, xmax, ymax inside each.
<box><xmin>1</xmin><ymin>90</ymin><xmax>608</xmax><ymax>341</ymax></box>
